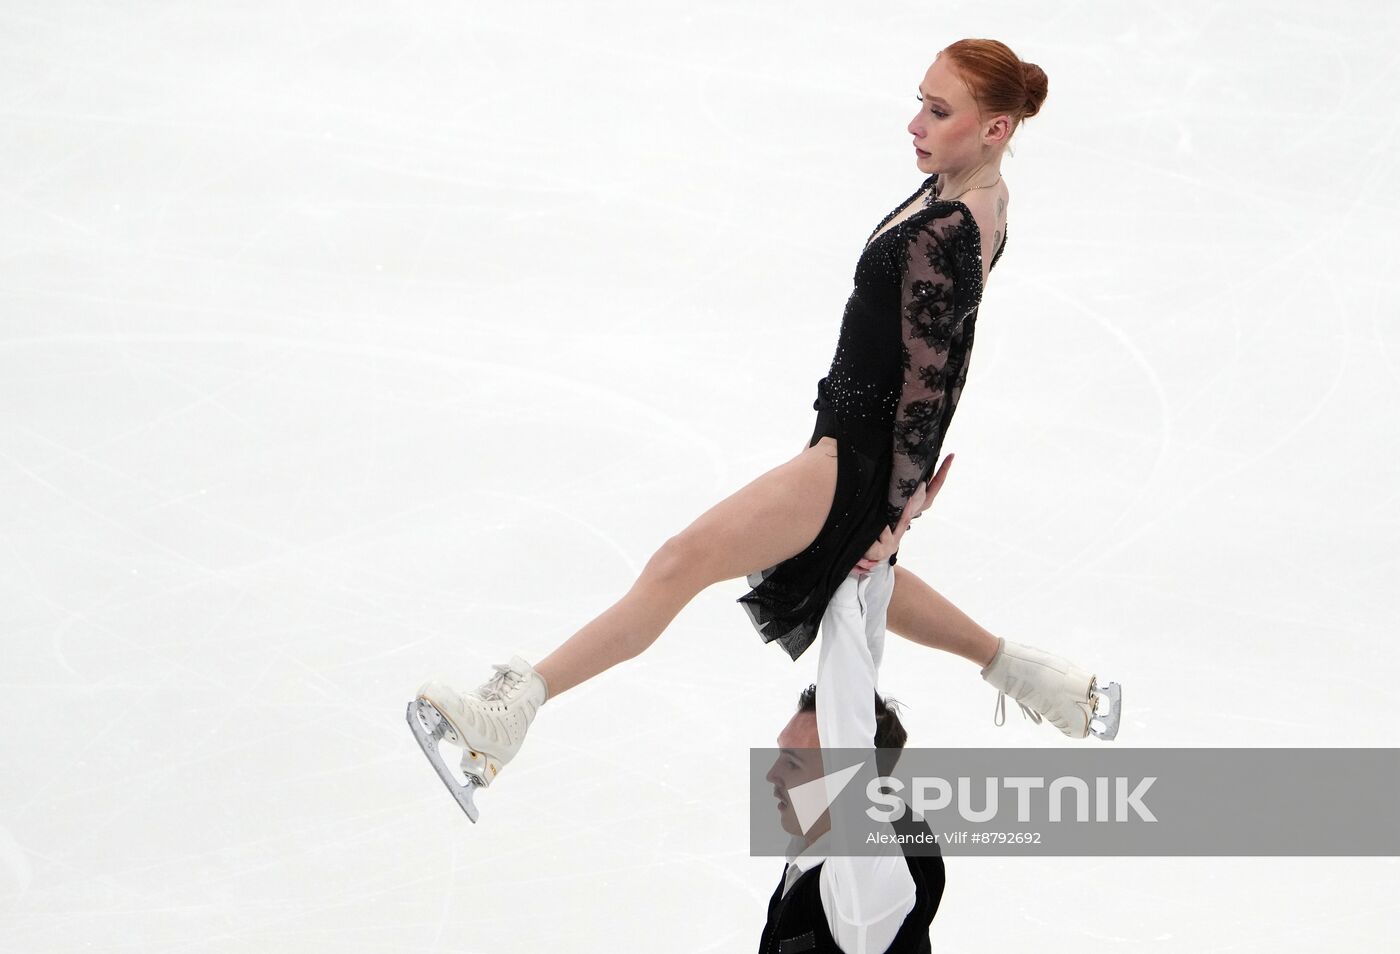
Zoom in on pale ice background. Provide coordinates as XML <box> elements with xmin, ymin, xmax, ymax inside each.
<box><xmin>2</xmin><ymin>0</ymin><xmax>1398</xmax><ymax>950</ymax></box>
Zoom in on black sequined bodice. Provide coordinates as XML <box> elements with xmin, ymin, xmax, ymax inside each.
<box><xmin>813</xmin><ymin>173</ymin><xmax>1008</xmax><ymax>531</ymax></box>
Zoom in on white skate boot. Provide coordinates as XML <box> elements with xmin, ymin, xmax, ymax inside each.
<box><xmin>406</xmin><ymin>654</ymin><xmax>550</xmax><ymax>821</ymax></box>
<box><xmin>979</xmin><ymin>638</ymin><xmax>1121</xmax><ymax>741</ymax></box>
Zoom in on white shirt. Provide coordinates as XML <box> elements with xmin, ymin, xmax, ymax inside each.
<box><xmin>780</xmin><ymin>560</ymin><xmax>917</xmax><ymax>954</ymax></box>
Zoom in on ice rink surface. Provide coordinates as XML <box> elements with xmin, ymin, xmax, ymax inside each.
<box><xmin>2</xmin><ymin>1</ymin><xmax>1398</xmax><ymax>950</ymax></box>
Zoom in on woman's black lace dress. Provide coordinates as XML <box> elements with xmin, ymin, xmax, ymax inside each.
<box><xmin>737</xmin><ymin>172</ymin><xmax>1008</xmax><ymax>661</ymax></box>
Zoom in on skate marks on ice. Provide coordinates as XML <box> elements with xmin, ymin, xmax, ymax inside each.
<box><xmin>0</xmin><ymin>823</ymin><xmax>33</xmax><ymax>897</ymax></box>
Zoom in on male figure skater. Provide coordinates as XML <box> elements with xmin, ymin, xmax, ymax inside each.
<box><xmin>759</xmin><ymin>559</ymin><xmax>945</xmax><ymax>953</ymax></box>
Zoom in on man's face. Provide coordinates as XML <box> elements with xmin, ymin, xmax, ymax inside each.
<box><xmin>764</xmin><ymin>712</ymin><xmax>828</xmax><ymax>839</ymax></box>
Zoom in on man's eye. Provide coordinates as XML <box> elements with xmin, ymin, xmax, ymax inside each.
<box><xmin>787</xmin><ymin>759</ymin><xmax>800</xmax><ymax>770</ymax></box>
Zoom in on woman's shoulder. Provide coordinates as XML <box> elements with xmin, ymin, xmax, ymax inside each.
<box><xmin>922</xmin><ymin>176</ymin><xmax>1008</xmax><ymax>271</ymax></box>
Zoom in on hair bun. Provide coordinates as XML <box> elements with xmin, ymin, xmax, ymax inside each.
<box><xmin>1019</xmin><ymin>60</ymin><xmax>1048</xmax><ymax>119</ymax></box>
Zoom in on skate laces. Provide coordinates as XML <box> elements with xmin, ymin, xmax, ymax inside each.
<box><xmin>476</xmin><ymin>663</ymin><xmax>523</xmax><ymax>702</ymax></box>
<box><xmin>994</xmin><ymin>686</ymin><xmax>1101</xmax><ymax>732</ymax></box>
<box><xmin>993</xmin><ymin>691</ymin><xmax>1043</xmax><ymax>727</ymax></box>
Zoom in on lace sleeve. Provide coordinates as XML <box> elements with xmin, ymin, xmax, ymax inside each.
<box><xmin>884</xmin><ymin>208</ymin><xmax>974</xmax><ymax>533</ymax></box>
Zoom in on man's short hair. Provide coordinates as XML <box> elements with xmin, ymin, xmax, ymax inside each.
<box><xmin>796</xmin><ymin>683</ymin><xmax>908</xmax><ymax>778</ymax></box>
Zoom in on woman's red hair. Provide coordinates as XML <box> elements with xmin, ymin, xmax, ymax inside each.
<box><xmin>939</xmin><ymin>39</ymin><xmax>1048</xmax><ymax>130</ymax></box>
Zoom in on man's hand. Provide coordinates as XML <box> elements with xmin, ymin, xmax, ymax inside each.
<box><xmin>852</xmin><ymin>453</ymin><xmax>955</xmax><ymax>574</ymax></box>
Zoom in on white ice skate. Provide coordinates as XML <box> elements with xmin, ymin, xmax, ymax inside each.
<box><xmin>979</xmin><ymin>637</ymin><xmax>1121</xmax><ymax>741</ymax></box>
<box><xmin>406</xmin><ymin>654</ymin><xmax>549</xmax><ymax>821</ymax></box>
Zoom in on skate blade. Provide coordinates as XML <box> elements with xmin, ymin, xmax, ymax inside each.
<box><xmin>1088</xmin><ymin>680</ymin><xmax>1122</xmax><ymax>741</ymax></box>
<box><xmin>406</xmin><ymin>699</ymin><xmax>483</xmax><ymax>822</ymax></box>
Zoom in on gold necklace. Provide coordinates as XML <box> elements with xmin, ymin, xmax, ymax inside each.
<box><xmin>928</xmin><ymin>171</ymin><xmax>1002</xmax><ymax>204</ymax></box>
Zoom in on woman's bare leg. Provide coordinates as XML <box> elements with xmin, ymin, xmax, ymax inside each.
<box><xmin>885</xmin><ymin>564</ymin><xmax>1001</xmax><ymax>667</ymax></box>
<box><xmin>884</xmin><ymin>564</ymin><xmax>1118</xmax><ymax>739</ymax></box>
<box><xmin>533</xmin><ymin>437</ymin><xmax>841</xmax><ymax>699</ymax></box>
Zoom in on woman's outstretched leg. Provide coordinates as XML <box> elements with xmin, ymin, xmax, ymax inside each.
<box><xmin>411</xmin><ymin>437</ymin><xmax>845</xmax><ymax>807</ymax></box>
<box><xmin>885</xmin><ymin>563</ymin><xmax>1120</xmax><ymax>740</ymax></box>
<box><xmin>534</xmin><ymin>436</ymin><xmax>841</xmax><ymax>698</ymax></box>
<box><xmin>885</xmin><ymin>564</ymin><xmax>1001</xmax><ymax>667</ymax></box>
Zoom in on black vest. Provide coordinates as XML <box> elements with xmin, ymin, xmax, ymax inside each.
<box><xmin>757</xmin><ymin>812</ymin><xmax>944</xmax><ymax>954</ymax></box>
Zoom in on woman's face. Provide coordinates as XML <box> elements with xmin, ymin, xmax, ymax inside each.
<box><xmin>908</xmin><ymin>55</ymin><xmax>994</xmax><ymax>173</ymax></box>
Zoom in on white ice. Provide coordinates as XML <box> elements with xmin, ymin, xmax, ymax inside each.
<box><xmin>1</xmin><ymin>1</ymin><xmax>1397</xmax><ymax>951</ymax></box>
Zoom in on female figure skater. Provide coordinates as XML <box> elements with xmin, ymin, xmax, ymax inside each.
<box><xmin>407</xmin><ymin>39</ymin><xmax>1121</xmax><ymax>821</ymax></box>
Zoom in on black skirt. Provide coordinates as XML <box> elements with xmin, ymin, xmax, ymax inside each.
<box><xmin>735</xmin><ymin>387</ymin><xmax>898</xmax><ymax>662</ymax></box>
